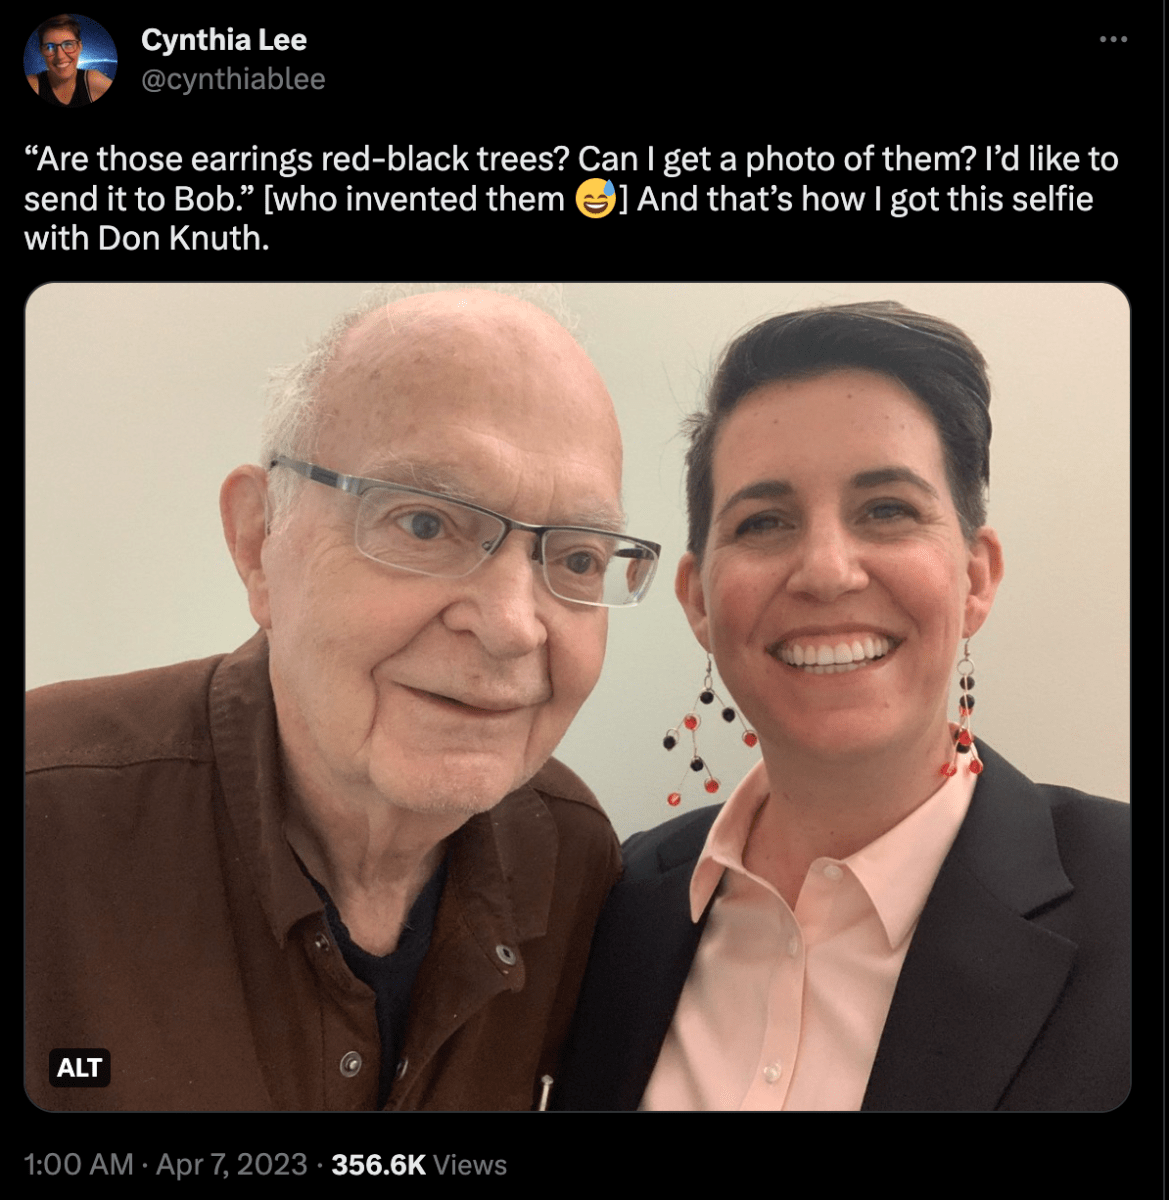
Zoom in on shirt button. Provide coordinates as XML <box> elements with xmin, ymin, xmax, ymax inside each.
<box><xmin>787</xmin><ymin>936</ymin><xmax>800</xmax><ymax>957</ymax></box>
<box><xmin>339</xmin><ymin>1051</ymin><xmax>362</xmax><ymax>1078</ymax></box>
<box><xmin>823</xmin><ymin>864</ymin><xmax>843</xmax><ymax>882</ymax></box>
<box><xmin>313</xmin><ymin>933</ymin><xmax>330</xmax><ymax>952</ymax></box>
<box><xmin>495</xmin><ymin>944</ymin><xmax>517</xmax><ymax>967</ymax></box>
<box><xmin>394</xmin><ymin>1058</ymin><xmax>409</xmax><ymax>1081</ymax></box>
<box><xmin>762</xmin><ymin>1062</ymin><xmax>782</xmax><ymax>1084</ymax></box>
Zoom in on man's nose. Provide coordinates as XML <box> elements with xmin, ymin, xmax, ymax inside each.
<box><xmin>443</xmin><ymin>535</ymin><xmax>548</xmax><ymax>658</ymax></box>
<box><xmin>784</xmin><ymin>518</ymin><xmax>868</xmax><ymax>602</ymax></box>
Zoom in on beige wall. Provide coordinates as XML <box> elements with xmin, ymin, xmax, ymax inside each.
<box><xmin>26</xmin><ymin>283</ymin><xmax>1129</xmax><ymax>833</ymax></box>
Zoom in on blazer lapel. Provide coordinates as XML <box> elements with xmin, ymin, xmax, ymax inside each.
<box><xmin>555</xmin><ymin>807</ymin><xmax>718</xmax><ymax>1110</ymax></box>
<box><xmin>862</xmin><ymin>744</ymin><xmax>1077</xmax><ymax>1110</ymax></box>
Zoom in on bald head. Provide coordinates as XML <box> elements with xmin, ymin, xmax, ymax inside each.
<box><xmin>265</xmin><ymin>288</ymin><xmax>622</xmax><ymax>524</ymax></box>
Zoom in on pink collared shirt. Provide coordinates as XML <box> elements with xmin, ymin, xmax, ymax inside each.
<box><xmin>641</xmin><ymin>757</ymin><xmax>977</xmax><ymax>1110</ymax></box>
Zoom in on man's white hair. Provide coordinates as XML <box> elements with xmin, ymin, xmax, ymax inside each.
<box><xmin>262</xmin><ymin>283</ymin><xmax>578</xmax><ymax>522</ymax></box>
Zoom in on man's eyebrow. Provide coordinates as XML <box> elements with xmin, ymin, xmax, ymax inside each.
<box><xmin>360</xmin><ymin>460</ymin><xmax>626</xmax><ymax>531</ymax></box>
<box><xmin>361</xmin><ymin>459</ymin><xmax>478</xmax><ymax>501</ymax></box>
<box><xmin>562</xmin><ymin>505</ymin><xmax>627</xmax><ymax>533</ymax></box>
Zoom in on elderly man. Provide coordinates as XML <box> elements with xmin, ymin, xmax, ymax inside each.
<box><xmin>25</xmin><ymin>288</ymin><xmax>659</xmax><ymax>1111</ymax></box>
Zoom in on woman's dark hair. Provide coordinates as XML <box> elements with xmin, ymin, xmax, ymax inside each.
<box><xmin>38</xmin><ymin>14</ymin><xmax>82</xmax><ymax>44</ymax></box>
<box><xmin>684</xmin><ymin>300</ymin><xmax>992</xmax><ymax>555</ymax></box>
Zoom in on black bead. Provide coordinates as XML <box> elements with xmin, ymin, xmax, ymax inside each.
<box><xmin>959</xmin><ymin>696</ymin><xmax>975</xmax><ymax>711</ymax></box>
<box><xmin>699</xmin><ymin>690</ymin><xmax>714</xmax><ymax>704</ymax></box>
<box><xmin>960</xmin><ymin>676</ymin><xmax>975</xmax><ymax>690</ymax></box>
<box><xmin>722</xmin><ymin>708</ymin><xmax>735</xmax><ymax>722</ymax></box>
<box><xmin>690</xmin><ymin>757</ymin><xmax>704</xmax><ymax>772</ymax></box>
<box><xmin>663</xmin><ymin>735</ymin><xmax>677</xmax><ymax>750</ymax></box>
<box><xmin>956</xmin><ymin>742</ymin><xmax>970</xmax><ymax>754</ymax></box>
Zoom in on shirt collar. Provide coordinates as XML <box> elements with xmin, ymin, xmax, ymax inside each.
<box><xmin>688</xmin><ymin>753</ymin><xmax>977</xmax><ymax>948</ymax></box>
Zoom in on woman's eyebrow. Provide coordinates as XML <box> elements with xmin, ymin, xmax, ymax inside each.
<box><xmin>850</xmin><ymin>466</ymin><xmax>940</xmax><ymax>497</ymax></box>
<box><xmin>715</xmin><ymin>480</ymin><xmax>793</xmax><ymax>522</ymax></box>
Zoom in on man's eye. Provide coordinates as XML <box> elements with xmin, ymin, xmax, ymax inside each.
<box><xmin>396</xmin><ymin>510</ymin><xmax>446</xmax><ymax>540</ymax></box>
<box><xmin>563</xmin><ymin>550</ymin><xmax>603</xmax><ymax>576</ymax></box>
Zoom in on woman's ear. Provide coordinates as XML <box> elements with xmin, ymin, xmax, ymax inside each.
<box><xmin>676</xmin><ymin>552</ymin><xmax>712</xmax><ymax>652</ymax></box>
<box><xmin>963</xmin><ymin>526</ymin><xmax>1004</xmax><ymax>637</ymax></box>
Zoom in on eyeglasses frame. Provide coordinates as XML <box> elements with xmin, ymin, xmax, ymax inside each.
<box><xmin>268</xmin><ymin>454</ymin><xmax>660</xmax><ymax>608</ymax></box>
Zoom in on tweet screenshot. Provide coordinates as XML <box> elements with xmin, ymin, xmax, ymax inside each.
<box><xmin>21</xmin><ymin>10</ymin><xmax>1157</xmax><ymax>1185</ymax></box>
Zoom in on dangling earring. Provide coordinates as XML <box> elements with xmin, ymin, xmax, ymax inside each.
<box><xmin>941</xmin><ymin>639</ymin><xmax>983</xmax><ymax>778</ymax></box>
<box><xmin>663</xmin><ymin>656</ymin><xmax>758</xmax><ymax>806</ymax></box>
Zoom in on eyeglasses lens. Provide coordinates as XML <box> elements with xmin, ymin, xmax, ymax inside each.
<box><xmin>541</xmin><ymin>531</ymin><xmax>656</xmax><ymax>606</ymax></box>
<box><xmin>354</xmin><ymin>488</ymin><xmax>655</xmax><ymax>607</ymax></box>
<box><xmin>355</xmin><ymin>489</ymin><xmax>504</xmax><ymax>577</ymax></box>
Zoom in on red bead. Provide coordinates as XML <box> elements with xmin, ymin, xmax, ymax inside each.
<box><xmin>940</xmin><ymin>763</ymin><xmax>957</xmax><ymax>777</ymax></box>
<box><xmin>958</xmin><ymin>730</ymin><xmax>972</xmax><ymax>746</ymax></box>
<box><xmin>742</xmin><ymin>731</ymin><xmax>758</xmax><ymax>747</ymax></box>
<box><xmin>969</xmin><ymin>759</ymin><xmax>984</xmax><ymax>775</ymax></box>
<box><xmin>683</xmin><ymin>714</ymin><xmax>699</xmax><ymax>731</ymax></box>
<box><xmin>704</xmin><ymin>778</ymin><xmax>719</xmax><ymax>794</ymax></box>
<box><xmin>667</xmin><ymin>792</ymin><xmax>682</xmax><ymax>807</ymax></box>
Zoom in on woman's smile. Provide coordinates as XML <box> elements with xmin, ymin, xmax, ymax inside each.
<box><xmin>768</xmin><ymin>633</ymin><xmax>901</xmax><ymax>671</ymax></box>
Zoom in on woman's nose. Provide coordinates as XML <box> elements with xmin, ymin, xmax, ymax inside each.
<box><xmin>785</xmin><ymin>521</ymin><xmax>868</xmax><ymax>601</ymax></box>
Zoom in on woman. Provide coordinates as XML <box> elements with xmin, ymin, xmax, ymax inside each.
<box><xmin>27</xmin><ymin>15</ymin><xmax>112</xmax><ymax>107</ymax></box>
<box><xmin>556</xmin><ymin>301</ymin><xmax>1129</xmax><ymax>1111</ymax></box>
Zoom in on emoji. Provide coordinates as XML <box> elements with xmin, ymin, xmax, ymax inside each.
<box><xmin>575</xmin><ymin>178</ymin><xmax>616</xmax><ymax>219</ymax></box>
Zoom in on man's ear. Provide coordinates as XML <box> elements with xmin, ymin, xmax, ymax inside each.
<box><xmin>963</xmin><ymin>526</ymin><xmax>1004</xmax><ymax>638</ymax></box>
<box><xmin>675</xmin><ymin>552</ymin><xmax>712</xmax><ymax>652</ymax></box>
<box><xmin>220</xmin><ymin>465</ymin><xmax>272</xmax><ymax>629</ymax></box>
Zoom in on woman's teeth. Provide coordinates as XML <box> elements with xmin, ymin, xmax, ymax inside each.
<box><xmin>775</xmin><ymin>635</ymin><xmax>896</xmax><ymax>674</ymax></box>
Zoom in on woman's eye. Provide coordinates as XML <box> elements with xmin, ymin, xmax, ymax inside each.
<box><xmin>735</xmin><ymin>512</ymin><xmax>787</xmax><ymax>537</ymax></box>
<box><xmin>867</xmin><ymin>501</ymin><xmax>916</xmax><ymax>521</ymax></box>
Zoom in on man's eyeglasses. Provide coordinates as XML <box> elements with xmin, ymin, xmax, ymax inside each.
<box><xmin>270</xmin><ymin>456</ymin><xmax>660</xmax><ymax>609</ymax></box>
<box><xmin>41</xmin><ymin>41</ymin><xmax>79</xmax><ymax>55</ymax></box>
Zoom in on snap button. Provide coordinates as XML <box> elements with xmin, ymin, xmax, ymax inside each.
<box><xmin>495</xmin><ymin>944</ymin><xmax>517</xmax><ymax>966</ymax></box>
<box><xmin>313</xmin><ymin>933</ymin><xmax>330</xmax><ymax>952</ymax></box>
<box><xmin>339</xmin><ymin>1051</ymin><xmax>362</xmax><ymax>1078</ymax></box>
<box><xmin>394</xmin><ymin>1058</ymin><xmax>408</xmax><ymax>1081</ymax></box>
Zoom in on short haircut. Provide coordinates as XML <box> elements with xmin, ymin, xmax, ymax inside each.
<box><xmin>684</xmin><ymin>300</ymin><xmax>992</xmax><ymax>555</ymax></box>
<box><xmin>39</xmin><ymin>14</ymin><xmax>81</xmax><ymax>43</ymax></box>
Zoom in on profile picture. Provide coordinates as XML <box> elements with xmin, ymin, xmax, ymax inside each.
<box><xmin>25</xmin><ymin>13</ymin><xmax>115</xmax><ymax>107</ymax></box>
